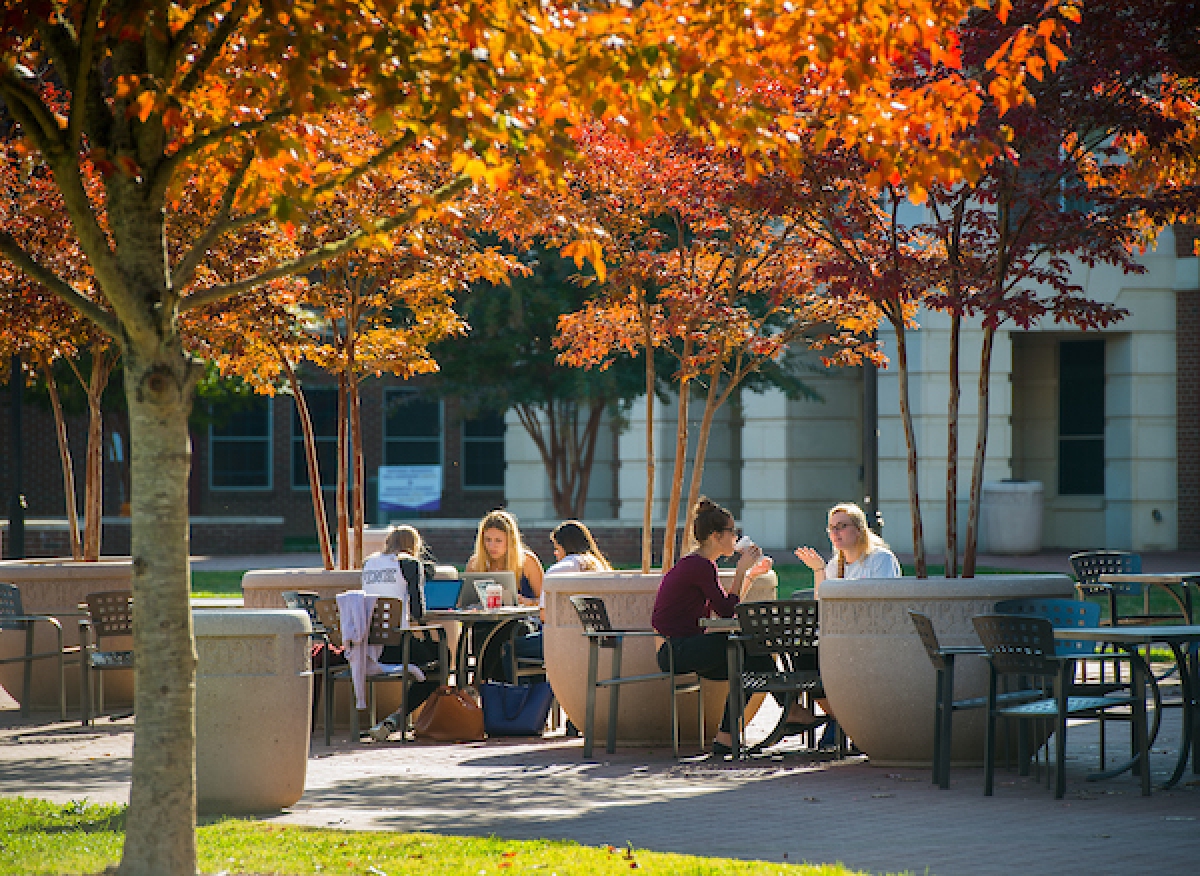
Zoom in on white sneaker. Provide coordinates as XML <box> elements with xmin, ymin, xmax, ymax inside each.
<box><xmin>367</xmin><ymin>717</ymin><xmax>397</xmax><ymax>742</ymax></box>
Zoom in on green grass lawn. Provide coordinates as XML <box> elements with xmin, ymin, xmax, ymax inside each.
<box><xmin>0</xmin><ymin>798</ymin><xmax>872</xmax><ymax>876</ymax></box>
<box><xmin>190</xmin><ymin>570</ymin><xmax>246</xmax><ymax>598</ymax></box>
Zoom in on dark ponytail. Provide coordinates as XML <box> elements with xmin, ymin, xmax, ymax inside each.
<box><xmin>692</xmin><ymin>496</ymin><xmax>733</xmax><ymax>544</ymax></box>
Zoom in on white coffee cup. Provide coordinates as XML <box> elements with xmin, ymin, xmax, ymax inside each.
<box><xmin>735</xmin><ymin>535</ymin><xmax>754</xmax><ymax>552</ymax></box>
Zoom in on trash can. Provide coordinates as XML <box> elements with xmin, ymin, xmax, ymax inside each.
<box><xmin>980</xmin><ymin>480</ymin><xmax>1044</xmax><ymax>555</ymax></box>
<box><xmin>194</xmin><ymin>609</ymin><xmax>312</xmax><ymax>814</ymax></box>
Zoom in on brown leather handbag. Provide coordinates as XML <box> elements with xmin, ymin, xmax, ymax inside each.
<box><xmin>412</xmin><ymin>685</ymin><xmax>486</xmax><ymax>742</ymax></box>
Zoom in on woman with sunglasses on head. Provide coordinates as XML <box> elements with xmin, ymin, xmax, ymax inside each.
<box><xmin>794</xmin><ymin>502</ymin><xmax>901</xmax><ymax>595</ymax></box>
<box><xmin>793</xmin><ymin>501</ymin><xmax>900</xmax><ymax>749</ymax></box>
<box><xmin>652</xmin><ymin>497</ymin><xmax>786</xmax><ymax>756</ymax></box>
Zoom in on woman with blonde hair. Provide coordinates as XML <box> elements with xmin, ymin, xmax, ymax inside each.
<box><xmin>361</xmin><ymin>524</ymin><xmax>441</xmax><ymax>742</ymax></box>
<box><xmin>466</xmin><ymin>509</ymin><xmax>545</xmax><ymax>603</ymax></box>
<box><xmin>793</xmin><ymin>501</ymin><xmax>900</xmax><ymax>750</ymax></box>
<box><xmin>794</xmin><ymin>502</ymin><xmax>901</xmax><ymax>595</ymax></box>
<box><xmin>465</xmin><ymin>510</ymin><xmax>545</xmax><ymax>680</ymax></box>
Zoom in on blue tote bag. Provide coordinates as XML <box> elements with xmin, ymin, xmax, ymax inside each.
<box><xmin>479</xmin><ymin>681</ymin><xmax>554</xmax><ymax>736</ymax></box>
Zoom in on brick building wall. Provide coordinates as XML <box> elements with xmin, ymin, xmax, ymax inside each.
<box><xmin>1178</xmin><ymin>287</ymin><xmax>1200</xmax><ymax>549</ymax></box>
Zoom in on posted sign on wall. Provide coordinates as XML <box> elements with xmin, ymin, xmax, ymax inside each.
<box><xmin>378</xmin><ymin>465</ymin><xmax>442</xmax><ymax>513</ymax></box>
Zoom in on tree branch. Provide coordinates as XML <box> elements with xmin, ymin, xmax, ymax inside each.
<box><xmin>151</xmin><ymin>107</ymin><xmax>293</xmax><ymax>196</ymax></box>
<box><xmin>171</xmin><ymin>145</ymin><xmax>256</xmax><ymax>293</ymax></box>
<box><xmin>172</xmin><ymin>0</ymin><xmax>251</xmax><ymax>96</ymax></box>
<box><xmin>66</xmin><ymin>0</ymin><xmax>103</xmax><ymax>153</ymax></box>
<box><xmin>0</xmin><ymin>234</ymin><xmax>120</xmax><ymax>336</ymax></box>
<box><xmin>180</xmin><ymin>173</ymin><xmax>471</xmax><ymax>312</ymax></box>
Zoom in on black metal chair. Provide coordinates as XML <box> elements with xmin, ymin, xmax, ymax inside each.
<box><xmin>730</xmin><ymin>599</ymin><xmax>830</xmax><ymax>756</ymax></box>
<box><xmin>0</xmin><ymin>583</ymin><xmax>80</xmax><ymax>721</ymax></box>
<box><xmin>972</xmin><ymin>614</ymin><xmax>1148</xmax><ymax>798</ymax></box>
<box><xmin>1069</xmin><ymin>550</ymin><xmax>1189</xmax><ymax>625</ymax></box>
<box><xmin>283</xmin><ymin>590</ymin><xmax>331</xmax><ymax>738</ymax></box>
<box><xmin>80</xmin><ymin>591</ymin><xmax>134</xmax><ymax>726</ymax></box>
<box><xmin>909</xmin><ymin>611</ymin><xmax>1009</xmax><ymax>789</ymax></box>
<box><xmin>569</xmin><ymin>595</ymin><xmax>703</xmax><ymax>758</ymax></box>
<box><xmin>314</xmin><ymin>597</ymin><xmax>449</xmax><ymax>744</ymax></box>
<box><xmin>994</xmin><ymin>597</ymin><xmax>1163</xmax><ymax>767</ymax></box>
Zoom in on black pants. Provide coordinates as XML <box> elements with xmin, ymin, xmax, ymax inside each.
<box><xmin>657</xmin><ymin>634</ymin><xmax>783</xmax><ymax>733</ymax></box>
<box><xmin>380</xmin><ymin>636</ymin><xmax>440</xmax><ymax>718</ymax></box>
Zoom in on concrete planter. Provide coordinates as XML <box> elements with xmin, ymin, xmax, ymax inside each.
<box><xmin>543</xmin><ymin>569</ymin><xmax>777</xmax><ymax>746</ymax></box>
<box><xmin>195</xmin><ymin>609</ymin><xmax>311</xmax><ymax>814</ymax></box>
<box><xmin>981</xmin><ymin>481</ymin><xmax>1045</xmax><ymax>554</ymax></box>
<box><xmin>0</xmin><ymin>558</ymin><xmax>134</xmax><ymax>711</ymax></box>
<box><xmin>817</xmin><ymin>574</ymin><xmax>1075</xmax><ymax>766</ymax></box>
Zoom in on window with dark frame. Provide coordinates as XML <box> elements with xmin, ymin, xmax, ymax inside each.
<box><xmin>462</xmin><ymin>410</ymin><xmax>506</xmax><ymax>489</ymax></box>
<box><xmin>384</xmin><ymin>389</ymin><xmax>442</xmax><ymax>466</ymax></box>
<box><xmin>292</xmin><ymin>388</ymin><xmax>339</xmax><ymax>490</ymax></box>
<box><xmin>1058</xmin><ymin>339</ymin><xmax>1105</xmax><ymax>496</ymax></box>
<box><xmin>209</xmin><ymin>397</ymin><xmax>272</xmax><ymax>490</ymax></box>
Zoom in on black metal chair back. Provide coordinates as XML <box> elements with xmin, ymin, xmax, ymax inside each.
<box><xmin>908</xmin><ymin>610</ymin><xmax>949</xmax><ymax>671</ymax></box>
<box><xmin>972</xmin><ymin>614</ymin><xmax>1058</xmax><ymax>677</ymax></box>
<box><xmin>313</xmin><ymin>598</ymin><xmax>344</xmax><ymax>647</ymax></box>
<box><xmin>282</xmin><ymin>590</ymin><xmax>324</xmax><ymax>631</ymax></box>
<box><xmin>81</xmin><ymin>591</ymin><xmax>134</xmax><ymax>725</ymax></box>
<box><xmin>0</xmin><ymin>584</ymin><xmax>27</xmax><ymax>631</ymax></box>
<box><xmin>1070</xmin><ymin>551</ymin><xmax>1141</xmax><ymax>595</ymax></box>
<box><xmin>86</xmin><ymin>591</ymin><xmax>134</xmax><ymax>640</ymax></box>
<box><xmin>993</xmin><ymin>598</ymin><xmax>1100</xmax><ymax>657</ymax></box>
<box><xmin>735</xmin><ymin>599</ymin><xmax>819</xmax><ymax>665</ymax></box>
<box><xmin>570</xmin><ymin>595</ymin><xmax>618</xmax><ymax>648</ymax></box>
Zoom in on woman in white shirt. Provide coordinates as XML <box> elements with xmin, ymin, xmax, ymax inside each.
<box><xmin>794</xmin><ymin>502</ymin><xmax>902</xmax><ymax>596</ymax></box>
<box><xmin>545</xmin><ymin>520</ymin><xmax>611</xmax><ymax>576</ymax></box>
<box><xmin>791</xmin><ymin>502</ymin><xmax>900</xmax><ymax>750</ymax></box>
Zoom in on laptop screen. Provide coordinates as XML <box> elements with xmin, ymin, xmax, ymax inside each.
<box><xmin>423</xmin><ymin>579</ymin><xmax>462</xmax><ymax>611</ymax></box>
<box><xmin>460</xmin><ymin>571</ymin><xmax>519</xmax><ymax>607</ymax></box>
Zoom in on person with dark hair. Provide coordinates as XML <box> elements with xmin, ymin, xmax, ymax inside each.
<box><xmin>546</xmin><ymin>520</ymin><xmax>612</xmax><ymax>574</ymax></box>
<box><xmin>652</xmin><ymin>497</ymin><xmax>798</xmax><ymax>755</ymax></box>
<box><xmin>362</xmin><ymin>525</ymin><xmax>442</xmax><ymax>742</ymax></box>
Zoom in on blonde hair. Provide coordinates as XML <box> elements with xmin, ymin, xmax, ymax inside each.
<box><xmin>829</xmin><ymin>502</ymin><xmax>890</xmax><ymax>577</ymax></box>
<box><xmin>471</xmin><ymin>510</ymin><xmax>526</xmax><ymax>578</ymax></box>
<box><xmin>383</xmin><ymin>524</ymin><xmax>425</xmax><ymax>560</ymax></box>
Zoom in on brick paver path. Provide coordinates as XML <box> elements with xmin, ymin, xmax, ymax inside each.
<box><xmin>3</xmin><ymin>706</ymin><xmax>1197</xmax><ymax>876</ymax></box>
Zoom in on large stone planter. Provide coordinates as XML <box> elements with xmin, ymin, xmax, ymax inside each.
<box><xmin>195</xmin><ymin>609</ymin><xmax>311</xmax><ymax>814</ymax></box>
<box><xmin>0</xmin><ymin>558</ymin><xmax>134</xmax><ymax>711</ymax></box>
<box><xmin>543</xmin><ymin>569</ymin><xmax>777</xmax><ymax>746</ymax></box>
<box><xmin>818</xmin><ymin>574</ymin><xmax>1075</xmax><ymax>766</ymax></box>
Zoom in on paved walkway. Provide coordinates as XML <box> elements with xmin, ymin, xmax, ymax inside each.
<box><xmin>3</xmin><ymin>702</ymin><xmax>1197</xmax><ymax>876</ymax></box>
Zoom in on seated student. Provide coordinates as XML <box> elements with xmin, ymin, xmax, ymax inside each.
<box><xmin>793</xmin><ymin>501</ymin><xmax>902</xmax><ymax>748</ymax></box>
<box><xmin>362</xmin><ymin>525</ymin><xmax>442</xmax><ymax>742</ymax></box>
<box><xmin>546</xmin><ymin>520</ymin><xmax>612</xmax><ymax>576</ymax></box>
<box><xmin>465</xmin><ymin>510</ymin><xmax>544</xmax><ymax>681</ymax></box>
<box><xmin>652</xmin><ymin>497</ymin><xmax>789</xmax><ymax>756</ymax></box>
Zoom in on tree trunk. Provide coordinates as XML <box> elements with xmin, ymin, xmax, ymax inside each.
<box><xmin>335</xmin><ymin>372</ymin><xmax>349</xmax><ymax>570</ymax></box>
<box><xmin>661</xmin><ymin>340</ymin><xmax>692</xmax><ymax>570</ymax></box>
<box><xmin>515</xmin><ymin>399</ymin><xmax>607</xmax><ymax>518</ymax></box>
<box><xmin>349</xmin><ymin>374</ymin><xmax>365</xmax><ymax>568</ymax></box>
<box><xmin>893</xmin><ymin>324</ymin><xmax>927</xmax><ymax>578</ymax></box>
<box><xmin>80</xmin><ymin>348</ymin><xmax>115</xmax><ymax>561</ymax></box>
<box><xmin>945</xmin><ymin>309</ymin><xmax>961</xmax><ymax>577</ymax></box>
<box><xmin>683</xmin><ymin>364</ymin><xmax>724</xmax><ymax>556</ymax></box>
<box><xmin>640</xmin><ymin>295</ymin><xmax>655</xmax><ymax>574</ymax></box>
<box><xmin>39</xmin><ymin>355</ymin><xmax>82</xmax><ymax>561</ymax></box>
<box><xmin>962</xmin><ymin>325</ymin><xmax>996</xmax><ymax>578</ymax></box>
<box><xmin>119</xmin><ymin>348</ymin><xmax>198</xmax><ymax>876</ymax></box>
<box><xmin>282</xmin><ymin>358</ymin><xmax>334</xmax><ymax>570</ymax></box>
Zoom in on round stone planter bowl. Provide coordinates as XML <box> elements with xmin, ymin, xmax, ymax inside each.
<box><xmin>542</xmin><ymin>569</ymin><xmax>777</xmax><ymax>747</ymax></box>
<box><xmin>0</xmin><ymin>557</ymin><xmax>134</xmax><ymax>711</ymax></box>
<box><xmin>818</xmin><ymin>573</ymin><xmax>1075</xmax><ymax>766</ymax></box>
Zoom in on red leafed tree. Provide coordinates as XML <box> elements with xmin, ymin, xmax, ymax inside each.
<box><xmin>556</xmin><ymin>130</ymin><xmax>878</xmax><ymax>569</ymax></box>
<box><xmin>920</xmin><ymin>0</ymin><xmax>1195</xmax><ymax>576</ymax></box>
<box><xmin>0</xmin><ymin>2</ymin><xmax>1009</xmax><ymax>871</ymax></box>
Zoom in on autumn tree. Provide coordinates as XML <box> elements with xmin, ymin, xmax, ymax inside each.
<box><xmin>920</xmin><ymin>0</ymin><xmax>1196</xmax><ymax>576</ymax></box>
<box><xmin>0</xmin><ymin>2</ymin><xmax>1008</xmax><ymax>872</ymax></box>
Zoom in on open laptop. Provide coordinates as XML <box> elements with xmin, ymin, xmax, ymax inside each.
<box><xmin>459</xmin><ymin>571</ymin><xmax>519</xmax><ymax>608</ymax></box>
<box><xmin>422</xmin><ymin>579</ymin><xmax>463</xmax><ymax>611</ymax></box>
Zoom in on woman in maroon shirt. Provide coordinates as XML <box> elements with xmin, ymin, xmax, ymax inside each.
<box><xmin>652</xmin><ymin>497</ymin><xmax>775</xmax><ymax>755</ymax></box>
